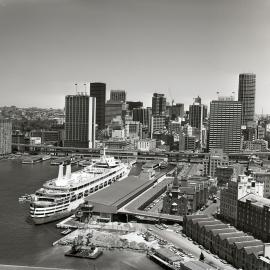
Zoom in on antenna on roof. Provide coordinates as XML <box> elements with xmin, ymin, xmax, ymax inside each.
<box><xmin>84</xmin><ymin>83</ymin><xmax>87</xmax><ymax>95</ymax></box>
<box><xmin>75</xmin><ymin>83</ymin><xmax>78</xmax><ymax>94</ymax></box>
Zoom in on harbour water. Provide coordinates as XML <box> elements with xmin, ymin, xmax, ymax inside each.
<box><xmin>0</xmin><ymin>159</ymin><xmax>162</xmax><ymax>270</ymax></box>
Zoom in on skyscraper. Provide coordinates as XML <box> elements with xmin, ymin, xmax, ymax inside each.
<box><xmin>132</xmin><ymin>107</ymin><xmax>152</xmax><ymax>127</ymax></box>
<box><xmin>152</xmin><ymin>93</ymin><xmax>166</xmax><ymax>115</ymax></box>
<box><xmin>110</xmin><ymin>90</ymin><xmax>126</xmax><ymax>102</ymax></box>
<box><xmin>189</xmin><ymin>96</ymin><xmax>207</xmax><ymax>129</ymax></box>
<box><xmin>64</xmin><ymin>93</ymin><xmax>96</xmax><ymax>148</ymax></box>
<box><xmin>209</xmin><ymin>96</ymin><xmax>242</xmax><ymax>153</ymax></box>
<box><xmin>90</xmin><ymin>82</ymin><xmax>106</xmax><ymax>130</ymax></box>
<box><xmin>238</xmin><ymin>73</ymin><xmax>256</xmax><ymax>126</ymax></box>
<box><xmin>0</xmin><ymin>119</ymin><xmax>12</xmax><ymax>155</ymax></box>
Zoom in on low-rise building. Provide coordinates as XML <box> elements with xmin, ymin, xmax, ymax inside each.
<box><xmin>237</xmin><ymin>194</ymin><xmax>270</xmax><ymax>242</ymax></box>
<box><xmin>243</xmin><ymin>139</ymin><xmax>268</xmax><ymax>151</ymax></box>
<box><xmin>162</xmin><ymin>174</ymin><xmax>209</xmax><ymax>215</ymax></box>
<box><xmin>183</xmin><ymin>215</ymin><xmax>270</xmax><ymax>270</ymax></box>
<box><xmin>220</xmin><ymin>175</ymin><xmax>264</xmax><ymax>225</ymax></box>
<box><xmin>203</xmin><ymin>149</ymin><xmax>230</xmax><ymax>177</ymax></box>
<box><xmin>137</xmin><ymin>139</ymin><xmax>156</xmax><ymax>152</ymax></box>
<box><xmin>253</xmin><ymin>171</ymin><xmax>270</xmax><ymax>198</ymax></box>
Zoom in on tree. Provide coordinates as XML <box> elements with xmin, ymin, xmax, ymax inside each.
<box><xmin>209</xmin><ymin>186</ymin><xmax>218</xmax><ymax>196</ymax></box>
<box><xmin>200</xmin><ymin>252</ymin><xmax>205</xmax><ymax>261</ymax></box>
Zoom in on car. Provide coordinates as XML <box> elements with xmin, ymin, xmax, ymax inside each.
<box><xmin>214</xmin><ymin>255</ymin><xmax>219</xmax><ymax>259</ymax></box>
<box><xmin>198</xmin><ymin>245</ymin><xmax>204</xmax><ymax>249</ymax></box>
<box><xmin>148</xmin><ymin>228</ymin><xmax>153</xmax><ymax>231</ymax></box>
<box><xmin>205</xmin><ymin>250</ymin><xmax>211</xmax><ymax>254</ymax></box>
<box><xmin>187</xmin><ymin>237</ymin><xmax>192</xmax><ymax>241</ymax></box>
<box><xmin>221</xmin><ymin>259</ymin><xmax>228</xmax><ymax>264</ymax></box>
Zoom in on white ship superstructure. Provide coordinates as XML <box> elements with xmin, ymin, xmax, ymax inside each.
<box><xmin>30</xmin><ymin>150</ymin><xmax>131</xmax><ymax>224</ymax></box>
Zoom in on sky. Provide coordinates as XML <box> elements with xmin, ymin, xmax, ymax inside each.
<box><xmin>0</xmin><ymin>0</ymin><xmax>270</xmax><ymax>112</ymax></box>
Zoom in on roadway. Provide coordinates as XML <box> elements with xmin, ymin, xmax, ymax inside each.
<box><xmin>12</xmin><ymin>143</ymin><xmax>269</xmax><ymax>158</ymax></box>
<box><xmin>149</xmin><ymin>225</ymin><xmax>236</xmax><ymax>270</ymax></box>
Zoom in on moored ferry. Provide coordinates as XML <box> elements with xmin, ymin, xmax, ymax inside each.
<box><xmin>29</xmin><ymin>150</ymin><xmax>131</xmax><ymax>224</ymax></box>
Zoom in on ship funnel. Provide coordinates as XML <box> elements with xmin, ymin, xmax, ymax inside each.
<box><xmin>58</xmin><ymin>164</ymin><xmax>64</xmax><ymax>180</ymax></box>
<box><xmin>66</xmin><ymin>164</ymin><xmax>72</xmax><ymax>180</ymax></box>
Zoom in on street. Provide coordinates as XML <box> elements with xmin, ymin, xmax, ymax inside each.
<box><xmin>149</xmin><ymin>225</ymin><xmax>236</xmax><ymax>270</ymax></box>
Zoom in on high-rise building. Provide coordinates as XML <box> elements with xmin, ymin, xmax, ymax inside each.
<box><xmin>90</xmin><ymin>82</ymin><xmax>106</xmax><ymax>130</ymax></box>
<box><xmin>64</xmin><ymin>94</ymin><xmax>96</xmax><ymax>148</ymax></box>
<box><xmin>0</xmin><ymin>119</ymin><xmax>12</xmax><ymax>155</ymax></box>
<box><xmin>152</xmin><ymin>93</ymin><xmax>166</xmax><ymax>115</ymax></box>
<box><xmin>238</xmin><ymin>73</ymin><xmax>256</xmax><ymax>125</ymax></box>
<box><xmin>105</xmin><ymin>100</ymin><xmax>125</xmax><ymax>126</ymax></box>
<box><xmin>150</xmin><ymin>115</ymin><xmax>166</xmax><ymax>138</ymax></box>
<box><xmin>110</xmin><ymin>90</ymin><xmax>126</xmax><ymax>102</ymax></box>
<box><xmin>126</xmin><ymin>101</ymin><xmax>143</xmax><ymax>110</ymax></box>
<box><xmin>209</xmin><ymin>96</ymin><xmax>242</xmax><ymax>153</ymax></box>
<box><xmin>132</xmin><ymin>107</ymin><xmax>152</xmax><ymax>127</ymax></box>
<box><xmin>170</xmin><ymin>103</ymin><xmax>185</xmax><ymax>120</ymax></box>
<box><xmin>189</xmin><ymin>96</ymin><xmax>207</xmax><ymax>129</ymax></box>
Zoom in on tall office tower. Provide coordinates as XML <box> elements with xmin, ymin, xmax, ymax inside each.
<box><xmin>238</xmin><ymin>73</ymin><xmax>256</xmax><ymax>126</ymax></box>
<box><xmin>171</xmin><ymin>103</ymin><xmax>185</xmax><ymax>119</ymax></box>
<box><xmin>189</xmin><ymin>96</ymin><xmax>207</xmax><ymax>129</ymax></box>
<box><xmin>0</xmin><ymin>119</ymin><xmax>12</xmax><ymax>155</ymax></box>
<box><xmin>110</xmin><ymin>90</ymin><xmax>126</xmax><ymax>102</ymax></box>
<box><xmin>152</xmin><ymin>93</ymin><xmax>166</xmax><ymax>115</ymax></box>
<box><xmin>105</xmin><ymin>100</ymin><xmax>125</xmax><ymax>126</ymax></box>
<box><xmin>209</xmin><ymin>96</ymin><xmax>242</xmax><ymax>153</ymax></box>
<box><xmin>90</xmin><ymin>82</ymin><xmax>106</xmax><ymax>130</ymax></box>
<box><xmin>64</xmin><ymin>93</ymin><xmax>96</xmax><ymax>148</ymax></box>
<box><xmin>127</xmin><ymin>101</ymin><xmax>143</xmax><ymax>110</ymax></box>
<box><xmin>132</xmin><ymin>107</ymin><xmax>152</xmax><ymax>127</ymax></box>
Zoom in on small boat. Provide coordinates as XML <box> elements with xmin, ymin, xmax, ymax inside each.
<box><xmin>61</xmin><ymin>228</ymin><xmax>72</xmax><ymax>235</ymax></box>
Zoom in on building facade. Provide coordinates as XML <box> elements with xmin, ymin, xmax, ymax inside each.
<box><xmin>132</xmin><ymin>107</ymin><xmax>152</xmax><ymax>128</ymax></box>
<box><xmin>0</xmin><ymin>119</ymin><xmax>12</xmax><ymax>155</ymax></box>
<box><xmin>203</xmin><ymin>149</ymin><xmax>230</xmax><ymax>177</ymax></box>
<box><xmin>162</xmin><ymin>175</ymin><xmax>209</xmax><ymax>216</ymax></box>
<box><xmin>189</xmin><ymin>97</ymin><xmax>207</xmax><ymax>129</ymax></box>
<box><xmin>90</xmin><ymin>82</ymin><xmax>106</xmax><ymax>130</ymax></box>
<box><xmin>105</xmin><ymin>100</ymin><xmax>125</xmax><ymax>126</ymax></box>
<box><xmin>64</xmin><ymin>94</ymin><xmax>96</xmax><ymax>148</ymax></box>
<box><xmin>220</xmin><ymin>175</ymin><xmax>264</xmax><ymax>225</ymax></box>
<box><xmin>110</xmin><ymin>90</ymin><xmax>126</xmax><ymax>102</ymax></box>
<box><xmin>238</xmin><ymin>194</ymin><xmax>270</xmax><ymax>242</ymax></box>
<box><xmin>238</xmin><ymin>73</ymin><xmax>256</xmax><ymax>126</ymax></box>
<box><xmin>152</xmin><ymin>93</ymin><xmax>166</xmax><ymax>116</ymax></box>
<box><xmin>209</xmin><ymin>97</ymin><xmax>242</xmax><ymax>153</ymax></box>
<box><xmin>183</xmin><ymin>215</ymin><xmax>270</xmax><ymax>270</ymax></box>
<box><xmin>137</xmin><ymin>139</ymin><xmax>156</xmax><ymax>152</ymax></box>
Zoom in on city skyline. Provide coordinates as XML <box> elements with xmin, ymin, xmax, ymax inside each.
<box><xmin>1</xmin><ymin>0</ymin><xmax>270</xmax><ymax>112</ymax></box>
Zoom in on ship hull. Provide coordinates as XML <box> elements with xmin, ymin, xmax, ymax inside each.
<box><xmin>32</xmin><ymin>210</ymin><xmax>72</xmax><ymax>225</ymax></box>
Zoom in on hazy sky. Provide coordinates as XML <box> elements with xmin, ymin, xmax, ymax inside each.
<box><xmin>0</xmin><ymin>0</ymin><xmax>270</xmax><ymax>112</ymax></box>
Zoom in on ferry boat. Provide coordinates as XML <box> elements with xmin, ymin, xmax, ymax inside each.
<box><xmin>29</xmin><ymin>149</ymin><xmax>131</xmax><ymax>224</ymax></box>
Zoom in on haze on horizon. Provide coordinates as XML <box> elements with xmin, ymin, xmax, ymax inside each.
<box><xmin>0</xmin><ymin>0</ymin><xmax>270</xmax><ymax>113</ymax></box>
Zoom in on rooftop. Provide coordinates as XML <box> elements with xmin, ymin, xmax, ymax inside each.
<box><xmin>85</xmin><ymin>175</ymin><xmax>151</xmax><ymax>210</ymax></box>
<box><xmin>181</xmin><ymin>260</ymin><xmax>216</xmax><ymax>270</ymax></box>
<box><xmin>239</xmin><ymin>193</ymin><xmax>270</xmax><ymax>208</ymax></box>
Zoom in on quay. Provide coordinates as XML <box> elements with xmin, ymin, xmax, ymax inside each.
<box><xmin>21</xmin><ymin>154</ymin><xmax>51</xmax><ymax>164</ymax></box>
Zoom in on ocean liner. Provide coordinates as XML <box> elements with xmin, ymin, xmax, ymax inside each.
<box><xmin>29</xmin><ymin>150</ymin><xmax>131</xmax><ymax>224</ymax></box>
